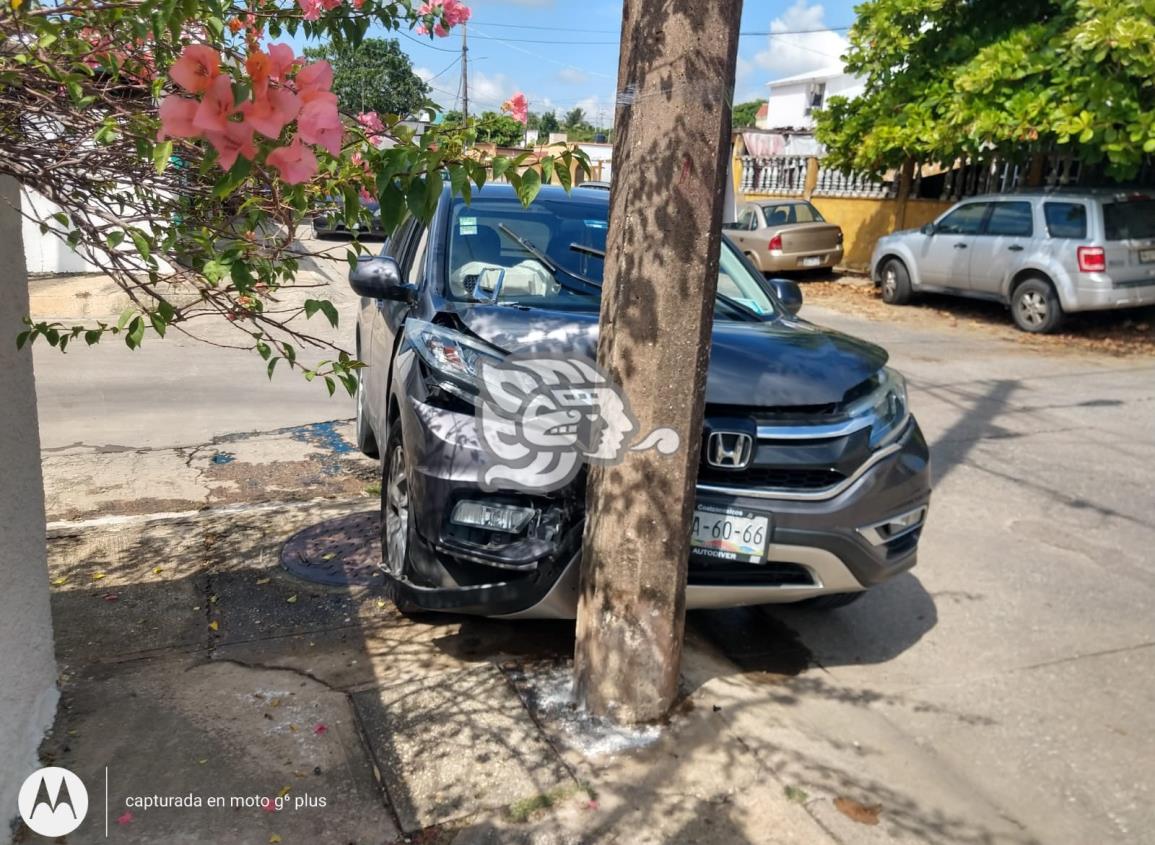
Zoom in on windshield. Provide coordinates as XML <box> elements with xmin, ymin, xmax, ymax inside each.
<box><xmin>447</xmin><ymin>197</ymin><xmax>777</xmax><ymax>320</ymax></box>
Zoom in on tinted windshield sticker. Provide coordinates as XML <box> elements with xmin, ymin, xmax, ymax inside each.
<box><xmin>585</xmin><ymin>220</ymin><xmax>608</xmax><ymax>229</ymax></box>
<box><xmin>459</xmin><ymin>216</ymin><xmax>478</xmax><ymax>236</ymax></box>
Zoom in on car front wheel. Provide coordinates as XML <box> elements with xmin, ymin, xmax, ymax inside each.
<box><xmin>381</xmin><ymin>419</ymin><xmax>418</xmax><ymax>612</ymax></box>
<box><xmin>1011</xmin><ymin>278</ymin><xmax>1065</xmax><ymax>333</ymax></box>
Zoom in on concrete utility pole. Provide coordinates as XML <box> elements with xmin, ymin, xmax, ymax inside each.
<box><xmin>460</xmin><ymin>24</ymin><xmax>469</xmax><ymax>123</ymax></box>
<box><xmin>573</xmin><ymin>1</ymin><xmax>743</xmax><ymax>723</ymax></box>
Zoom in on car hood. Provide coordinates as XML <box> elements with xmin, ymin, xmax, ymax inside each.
<box><xmin>453</xmin><ymin>305</ymin><xmax>887</xmax><ymax>407</ymax></box>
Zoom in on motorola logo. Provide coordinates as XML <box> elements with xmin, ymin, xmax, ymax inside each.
<box><xmin>17</xmin><ymin>766</ymin><xmax>89</xmax><ymax>837</ymax></box>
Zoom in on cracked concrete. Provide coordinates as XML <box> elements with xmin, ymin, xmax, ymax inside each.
<box><xmin>41</xmin><ymin>420</ymin><xmax>379</xmax><ymax>521</ymax></box>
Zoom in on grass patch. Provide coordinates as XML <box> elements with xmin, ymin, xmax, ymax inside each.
<box><xmin>364</xmin><ymin>482</ymin><xmax>381</xmax><ymax>497</ymax></box>
<box><xmin>784</xmin><ymin>785</ymin><xmax>809</xmax><ymax>804</ymax></box>
<box><xmin>507</xmin><ymin>783</ymin><xmax>595</xmax><ymax>823</ymax></box>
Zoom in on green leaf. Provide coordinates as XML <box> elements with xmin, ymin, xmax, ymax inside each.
<box><xmin>116</xmin><ymin>306</ymin><xmax>136</xmax><ymax>331</ymax></box>
<box><xmin>129</xmin><ymin>230</ymin><xmax>151</xmax><ymax>262</ymax></box>
<box><xmin>266</xmin><ymin>357</ymin><xmax>280</xmax><ymax>379</ymax></box>
<box><xmin>492</xmin><ymin>158</ymin><xmax>511</xmax><ymax>180</ymax></box>
<box><xmin>106</xmin><ymin>231</ymin><xmax>125</xmax><ymax>249</ymax></box>
<box><xmin>16</xmin><ymin>330</ymin><xmax>30</xmax><ymax>350</ymax></box>
<box><xmin>153</xmin><ymin>140</ymin><xmax>173</xmax><ymax>174</ymax></box>
<box><xmin>515</xmin><ymin>169</ymin><xmax>542</xmax><ymax>206</ymax></box>
<box><xmin>324</xmin><ymin>376</ymin><xmax>336</xmax><ymax>396</ymax></box>
<box><xmin>148</xmin><ymin>311</ymin><xmax>167</xmax><ymax>338</ymax></box>
<box><xmin>84</xmin><ymin>330</ymin><xmax>102</xmax><ymax>346</ymax></box>
<box><xmin>304</xmin><ymin>299</ymin><xmax>322</xmax><ymax>320</ymax></box>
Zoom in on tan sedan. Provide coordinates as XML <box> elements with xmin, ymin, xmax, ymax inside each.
<box><xmin>725</xmin><ymin>200</ymin><xmax>844</xmax><ymax>273</ymax></box>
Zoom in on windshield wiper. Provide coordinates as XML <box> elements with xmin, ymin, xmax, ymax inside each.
<box><xmin>569</xmin><ymin>243</ymin><xmax>761</xmax><ymax>322</ymax></box>
<box><xmin>498</xmin><ymin>224</ymin><xmax>602</xmax><ymax>294</ymax></box>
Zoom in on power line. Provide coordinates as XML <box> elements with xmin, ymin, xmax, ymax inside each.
<box><xmin>466</xmin><ymin>20</ymin><xmax>853</xmax><ymax>37</ymax></box>
<box><xmin>398</xmin><ymin>29</ymin><xmax>459</xmax><ymax>53</ymax></box>
<box><xmin>422</xmin><ymin>55</ymin><xmax>460</xmax><ymax>85</ymax></box>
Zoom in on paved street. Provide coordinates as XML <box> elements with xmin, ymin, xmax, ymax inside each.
<box><xmin>31</xmin><ymin>254</ymin><xmax>1155</xmax><ymax>843</ymax></box>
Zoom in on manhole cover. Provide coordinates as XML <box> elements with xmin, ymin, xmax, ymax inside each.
<box><xmin>281</xmin><ymin>511</ymin><xmax>385</xmax><ymax>587</ymax></box>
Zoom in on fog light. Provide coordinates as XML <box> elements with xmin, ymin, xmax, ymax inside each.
<box><xmin>451</xmin><ymin>501</ymin><xmax>535</xmax><ymax>534</ymax></box>
<box><xmin>858</xmin><ymin>507</ymin><xmax>926</xmax><ymax>546</ymax></box>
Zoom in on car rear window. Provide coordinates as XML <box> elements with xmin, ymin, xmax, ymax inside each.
<box><xmin>1103</xmin><ymin>200</ymin><xmax>1155</xmax><ymax>241</ymax></box>
<box><xmin>1044</xmin><ymin>202</ymin><xmax>1087</xmax><ymax>239</ymax></box>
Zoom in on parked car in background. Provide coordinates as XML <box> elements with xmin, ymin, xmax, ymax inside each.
<box><xmin>724</xmin><ymin>200</ymin><xmax>844</xmax><ymax>274</ymax></box>
<box><xmin>312</xmin><ymin>195</ymin><xmax>387</xmax><ymax>238</ymax></box>
<box><xmin>871</xmin><ymin>189</ymin><xmax>1155</xmax><ymax>332</ymax></box>
<box><xmin>348</xmin><ymin>184</ymin><xmax>931</xmax><ymax>618</ymax></box>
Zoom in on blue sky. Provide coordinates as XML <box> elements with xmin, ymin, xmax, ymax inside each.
<box><xmin>390</xmin><ymin>0</ymin><xmax>859</xmax><ymax>123</ymax></box>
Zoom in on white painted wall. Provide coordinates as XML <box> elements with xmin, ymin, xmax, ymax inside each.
<box><xmin>21</xmin><ymin>190</ymin><xmax>101</xmax><ymax>274</ymax></box>
<box><xmin>0</xmin><ymin>176</ymin><xmax>59</xmax><ymax>842</ymax></box>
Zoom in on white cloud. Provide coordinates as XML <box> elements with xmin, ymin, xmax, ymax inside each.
<box><xmin>413</xmin><ymin>66</ymin><xmax>435</xmax><ymax>82</ymax></box>
<box><xmin>751</xmin><ymin>0</ymin><xmax>849</xmax><ymax>81</ymax></box>
<box><xmin>556</xmin><ymin>67</ymin><xmax>589</xmax><ymax>85</ymax></box>
<box><xmin>469</xmin><ymin>69</ymin><xmax>514</xmax><ymax>110</ymax></box>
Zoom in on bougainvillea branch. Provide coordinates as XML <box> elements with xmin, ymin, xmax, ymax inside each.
<box><xmin>1</xmin><ymin>0</ymin><xmax>584</xmax><ymax>393</ymax></box>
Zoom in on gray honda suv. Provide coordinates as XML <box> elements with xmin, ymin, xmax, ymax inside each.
<box><xmin>349</xmin><ymin>184</ymin><xmax>931</xmax><ymax>618</ymax></box>
<box><xmin>871</xmin><ymin>189</ymin><xmax>1155</xmax><ymax>332</ymax></box>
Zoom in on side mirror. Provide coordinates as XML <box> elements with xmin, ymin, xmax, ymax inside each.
<box><xmin>768</xmin><ymin>278</ymin><xmax>803</xmax><ymax>316</ymax></box>
<box><xmin>348</xmin><ymin>256</ymin><xmax>415</xmax><ymax>303</ymax></box>
<box><xmin>920</xmin><ymin>222</ymin><xmax>937</xmax><ymax>236</ymax></box>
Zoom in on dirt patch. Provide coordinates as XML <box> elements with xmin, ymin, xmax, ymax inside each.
<box><xmin>805</xmin><ymin>275</ymin><xmax>1155</xmax><ymax>357</ymax></box>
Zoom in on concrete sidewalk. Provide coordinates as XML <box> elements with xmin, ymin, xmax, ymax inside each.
<box><xmin>21</xmin><ymin>498</ymin><xmax>1035</xmax><ymax>845</ymax></box>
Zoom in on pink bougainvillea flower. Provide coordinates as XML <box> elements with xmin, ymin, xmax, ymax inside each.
<box><xmin>169</xmin><ymin>44</ymin><xmax>220</xmax><ymax>94</ymax></box>
<box><xmin>502</xmin><ymin>91</ymin><xmax>528</xmax><ymax>125</ymax></box>
<box><xmin>246</xmin><ymin>49</ymin><xmax>272</xmax><ymax>100</ymax></box>
<box><xmin>206</xmin><ymin>121</ymin><xmax>257</xmax><ymax>170</ymax></box>
<box><xmin>192</xmin><ymin>74</ymin><xmax>237</xmax><ymax>135</ymax></box>
<box><xmin>157</xmin><ymin>94</ymin><xmax>201</xmax><ymax>140</ymax></box>
<box><xmin>321</xmin><ymin>0</ymin><xmax>342</xmax><ymax>10</ymax></box>
<box><xmin>353</xmin><ymin>0</ymin><xmax>365</xmax><ymax>8</ymax></box>
<box><xmin>416</xmin><ymin>0</ymin><xmax>470</xmax><ymax>36</ymax></box>
<box><xmin>266</xmin><ymin>136</ymin><xmax>318</xmax><ymax>184</ymax></box>
<box><xmin>298</xmin><ymin>0</ymin><xmax>323</xmax><ymax>21</ymax></box>
<box><xmin>298</xmin><ymin>92</ymin><xmax>343</xmax><ymax>155</ymax></box>
<box><xmin>357</xmin><ymin>111</ymin><xmax>385</xmax><ymax>134</ymax></box>
<box><xmin>267</xmin><ymin>43</ymin><xmax>297</xmax><ymax>80</ymax></box>
<box><xmin>241</xmin><ymin>87</ymin><xmax>301</xmax><ymax>139</ymax></box>
<box><xmin>295</xmin><ymin>60</ymin><xmax>333</xmax><ymax>95</ymax></box>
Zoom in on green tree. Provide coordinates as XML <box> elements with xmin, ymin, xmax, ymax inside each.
<box><xmin>304</xmin><ymin>37</ymin><xmax>429</xmax><ymax>118</ymax></box>
<box><xmin>816</xmin><ymin>0</ymin><xmax>1155</xmax><ymax>179</ymax></box>
<box><xmin>539</xmin><ymin>111</ymin><xmax>561</xmax><ymax>135</ymax></box>
<box><xmin>732</xmin><ymin>100</ymin><xmax>765</xmax><ymax>128</ymax></box>
<box><xmin>474</xmin><ymin>111</ymin><xmax>527</xmax><ymax>147</ymax></box>
<box><xmin>564</xmin><ymin>107</ymin><xmax>587</xmax><ymax>129</ymax></box>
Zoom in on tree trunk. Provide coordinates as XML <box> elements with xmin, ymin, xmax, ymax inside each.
<box><xmin>573</xmin><ymin>0</ymin><xmax>743</xmax><ymax>724</ymax></box>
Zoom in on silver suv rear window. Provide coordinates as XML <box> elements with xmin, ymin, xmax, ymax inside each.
<box><xmin>1044</xmin><ymin>202</ymin><xmax>1087</xmax><ymax>239</ymax></box>
<box><xmin>1103</xmin><ymin>200</ymin><xmax>1155</xmax><ymax>241</ymax></box>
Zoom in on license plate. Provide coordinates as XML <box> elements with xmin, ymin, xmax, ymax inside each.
<box><xmin>801</xmin><ymin>256</ymin><xmax>822</xmax><ymax>267</ymax></box>
<box><xmin>1140</xmin><ymin>249</ymin><xmax>1155</xmax><ymax>264</ymax></box>
<box><xmin>690</xmin><ymin>504</ymin><xmax>770</xmax><ymax>564</ymax></box>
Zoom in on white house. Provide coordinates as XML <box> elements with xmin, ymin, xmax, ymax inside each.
<box><xmin>757</xmin><ymin>65</ymin><xmax>865</xmax><ymax>132</ymax></box>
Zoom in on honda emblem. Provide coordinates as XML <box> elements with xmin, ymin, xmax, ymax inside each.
<box><xmin>706</xmin><ymin>431</ymin><xmax>753</xmax><ymax>469</ymax></box>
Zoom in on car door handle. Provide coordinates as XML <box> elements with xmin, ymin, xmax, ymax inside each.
<box><xmin>1008</xmin><ymin>245</ymin><xmax>1024</xmax><ymax>252</ymax></box>
<box><xmin>953</xmin><ymin>243</ymin><xmax>968</xmax><ymax>249</ymax></box>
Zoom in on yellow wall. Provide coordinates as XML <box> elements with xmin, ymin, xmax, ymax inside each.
<box><xmin>744</xmin><ymin>192</ymin><xmax>953</xmax><ymax>271</ymax></box>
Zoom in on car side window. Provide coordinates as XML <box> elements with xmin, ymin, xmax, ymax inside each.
<box><xmin>738</xmin><ymin>208</ymin><xmax>757</xmax><ymax>230</ymax></box>
<box><xmin>1044</xmin><ymin>202</ymin><xmax>1088</xmax><ymax>239</ymax></box>
<box><xmin>402</xmin><ymin>225</ymin><xmax>429</xmax><ymax>287</ymax></box>
<box><xmin>985</xmin><ymin>202</ymin><xmax>1033</xmax><ymax>237</ymax></box>
<box><xmin>796</xmin><ymin>203</ymin><xmax>824</xmax><ymax>223</ymax></box>
<box><xmin>936</xmin><ymin>203</ymin><xmax>990</xmax><ymax>235</ymax></box>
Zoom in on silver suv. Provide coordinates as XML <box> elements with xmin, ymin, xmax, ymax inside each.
<box><xmin>870</xmin><ymin>189</ymin><xmax>1155</xmax><ymax>332</ymax></box>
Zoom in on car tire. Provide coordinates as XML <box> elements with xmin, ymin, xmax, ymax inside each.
<box><xmin>380</xmin><ymin>418</ymin><xmax>419</xmax><ymax>614</ymax></box>
<box><xmin>799</xmin><ymin>591</ymin><xmax>865</xmax><ymax>611</ymax></box>
<box><xmin>354</xmin><ymin>367</ymin><xmax>379</xmax><ymax>458</ymax></box>
<box><xmin>880</xmin><ymin>258</ymin><xmax>913</xmax><ymax>305</ymax></box>
<box><xmin>1011</xmin><ymin>277</ymin><xmax>1065</xmax><ymax>334</ymax></box>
